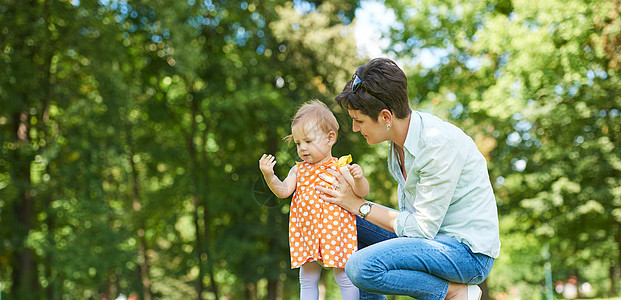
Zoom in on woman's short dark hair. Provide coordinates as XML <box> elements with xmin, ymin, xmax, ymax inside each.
<box><xmin>335</xmin><ymin>58</ymin><xmax>410</xmax><ymax>120</ymax></box>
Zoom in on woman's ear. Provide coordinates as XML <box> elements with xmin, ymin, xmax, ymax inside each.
<box><xmin>378</xmin><ymin>109</ymin><xmax>393</xmax><ymax>125</ymax></box>
<box><xmin>327</xmin><ymin>131</ymin><xmax>337</xmax><ymax>146</ymax></box>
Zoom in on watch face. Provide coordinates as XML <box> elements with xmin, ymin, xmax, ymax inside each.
<box><xmin>360</xmin><ymin>204</ymin><xmax>370</xmax><ymax>215</ymax></box>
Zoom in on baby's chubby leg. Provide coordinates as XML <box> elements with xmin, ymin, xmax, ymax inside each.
<box><xmin>300</xmin><ymin>262</ymin><xmax>321</xmax><ymax>300</ymax></box>
<box><xmin>333</xmin><ymin>267</ymin><xmax>359</xmax><ymax>300</ymax></box>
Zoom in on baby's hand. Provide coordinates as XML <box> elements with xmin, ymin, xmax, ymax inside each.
<box><xmin>348</xmin><ymin>164</ymin><xmax>364</xmax><ymax>179</ymax></box>
<box><xmin>259</xmin><ymin>154</ymin><xmax>277</xmax><ymax>176</ymax></box>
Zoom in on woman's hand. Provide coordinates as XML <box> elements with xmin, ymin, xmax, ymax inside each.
<box><xmin>316</xmin><ymin>168</ymin><xmax>366</xmax><ymax>214</ymax></box>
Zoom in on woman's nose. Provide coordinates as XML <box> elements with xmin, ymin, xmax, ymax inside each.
<box><xmin>352</xmin><ymin>121</ymin><xmax>359</xmax><ymax>132</ymax></box>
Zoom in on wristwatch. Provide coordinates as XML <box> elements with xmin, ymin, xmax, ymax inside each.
<box><xmin>359</xmin><ymin>202</ymin><xmax>373</xmax><ymax>219</ymax></box>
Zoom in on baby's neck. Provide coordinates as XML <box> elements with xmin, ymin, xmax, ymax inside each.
<box><xmin>312</xmin><ymin>155</ymin><xmax>333</xmax><ymax>165</ymax></box>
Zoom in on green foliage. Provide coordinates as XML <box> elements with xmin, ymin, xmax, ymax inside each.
<box><xmin>1</xmin><ymin>0</ymin><xmax>619</xmax><ymax>298</ymax></box>
<box><xmin>0</xmin><ymin>0</ymin><xmax>365</xmax><ymax>298</ymax></box>
<box><xmin>384</xmin><ymin>0</ymin><xmax>621</xmax><ymax>298</ymax></box>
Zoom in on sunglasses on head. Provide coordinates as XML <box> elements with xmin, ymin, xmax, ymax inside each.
<box><xmin>350</xmin><ymin>73</ymin><xmax>393</xmax><ymax>113</ymax></box>
<box><xmin>351</xmin><ymin>74</ymin><xmax>363</xmax><ymax>93</ymax></box>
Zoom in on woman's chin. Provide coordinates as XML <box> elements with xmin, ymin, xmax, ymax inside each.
<box><xmin>364</xmin><ymin>137</ymin><xmax>379</xmax><ymax>145</ymax></box>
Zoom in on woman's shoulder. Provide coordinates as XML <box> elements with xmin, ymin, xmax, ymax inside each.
<box><xmin>417</xmin><ymin>112</ymin><xmax>460</xmax><ymax>145</ymax></box>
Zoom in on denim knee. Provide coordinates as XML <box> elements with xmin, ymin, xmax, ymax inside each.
<box><xmin>344</xmin><ymin>254</ymin><xmax>361</xmax><ymax>285</ymax></box>
<box><xmin>345</xmin><ymin>250</ymin><xmax>381</xmax><ymax>291</ymax></box>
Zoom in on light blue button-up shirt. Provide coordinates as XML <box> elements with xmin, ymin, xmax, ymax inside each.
<box><xmin>389</xmin><ymin>111</ymin><xmax>501</xmax><ymax>258</ymax></box>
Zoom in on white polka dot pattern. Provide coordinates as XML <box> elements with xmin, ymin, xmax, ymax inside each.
<box><xmin>289</xmin><ymin>157</ymin><xmax>357</xmax><ymax>269</ymax></box>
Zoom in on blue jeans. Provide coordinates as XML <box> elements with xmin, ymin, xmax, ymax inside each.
<box><xmin>346</xmin><ymin>216</ymin><xmax>495</xmax><ymax>300</ymax></box>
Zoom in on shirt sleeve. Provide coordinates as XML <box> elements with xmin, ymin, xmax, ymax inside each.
<box><xmin>393</xmin><ymin>135</ymin><xmax>465</xmax><ymax>238</ymax></box>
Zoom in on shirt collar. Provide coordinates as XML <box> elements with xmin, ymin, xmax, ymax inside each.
<box><xmin>402</xmin><ymin>110</ymin><xmax>421</xmax><ymax>155</ymax></box>
<box><xmin>388</xmin><ymin>110</ymin><xmax>419</xmax><ymax>169</ymax></box>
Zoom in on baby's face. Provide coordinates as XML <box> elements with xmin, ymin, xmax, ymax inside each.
<box><xmin>292</xmin><ymin>125</ymin><xmax>333</xmax><ymax>165</ymax></box>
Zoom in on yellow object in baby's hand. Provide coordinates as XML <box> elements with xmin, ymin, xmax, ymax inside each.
<box><xmin>337</xmin><ymin>155</ymin><xmax>352</xmax><ymax>167</ymax></box>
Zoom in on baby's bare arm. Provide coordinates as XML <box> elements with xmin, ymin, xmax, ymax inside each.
<box><xmin>259</xmin><ymin>154</ymin><xmax>297</xmax><ymax>198</ymax></box>
<box><xmin>339</xmin><ymin>164</ymin><xmax>369</xmax><ymax>197</ymax></box>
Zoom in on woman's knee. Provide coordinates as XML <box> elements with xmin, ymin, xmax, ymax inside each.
<box><xmin>345</xmin><ymin>251</ymin><xmax>382</xmax><ymax>289</ymax></box>
<box><xmin>344</xmin><ymin>260</ymin><xmax>358</xmax><ymax>284</ymax></box>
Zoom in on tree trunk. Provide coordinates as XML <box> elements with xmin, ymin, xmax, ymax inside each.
<box><xmin>137</xmin><ymin>228</ymin><xmax>152</xmax><ymax>300</ymax></box>
<box><xmin>266</xmin><ymin>279</ymin><xmax>278</xmax><ymax>300</ymax></box>
<box><xmin>187</xmin><ymin>96</ymin><xmax>207</xmax><ymax>299</ymax></box>
<box><xmin>10</xmin><ymin>110</ymin><xmax>40</xmax><ymax>298</ymax></box>
<box><xmin>45</xmin><ymin>195</ymin><xmax>55</xmax><ymax>300</ymax></box>
<box><xmin>192</xmin><ymin>195</ymin><xmax>205</xmax><ymax>299</ymax></box>
<box><xmin>104</xmin><ymin>271</ymin><xmax>117</xmax><ymax>300</ymax></box>
<box><xmin>246</xmin><ymin>282</ymin><xmax>258</xmax><ymax>300</ymax></box>
<box><xmin>479</xmin><ymin>280</ymin><xmax>490</xmax><ymax>300</ymax></box>
<box><xmin>612</xmin><ymin>221</ymin><xmax>621</xmax><ymax>297</ymax></box>
<box><xmin>128</xmin><ymin>136</ymin><xmax>152</xmax><ymax>300</ymax></box>
<box><xmin>610</xmin><ymin>262</ymin><xmax>617</xmax><ymax>297</ymax></box>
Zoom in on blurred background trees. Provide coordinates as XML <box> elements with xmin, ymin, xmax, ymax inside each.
<box><xmin>0</xmin><ymin>0</ymin><xmax>619</xmax><ymax>299</ymax></box>
<box><xmin>383</xmin><ymin>0</ymin><xmax>621</xmax><ymax>299</ymax></box>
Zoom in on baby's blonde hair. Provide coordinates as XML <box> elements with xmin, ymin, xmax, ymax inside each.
<box><xmin>284</xmin><ymin>100</ymin><xmax>339</xmax><ymax>142</ymax></box>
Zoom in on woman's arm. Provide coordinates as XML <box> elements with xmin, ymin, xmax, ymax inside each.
<box><xmin>317</xmin><ymin>169</ymin><xmax>399</xmax><ymax>232</ymax></box>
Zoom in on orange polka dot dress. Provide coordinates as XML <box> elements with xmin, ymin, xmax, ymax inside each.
<box><xmin>289</xmin><ymin>156</ymin><xmax>357</xmax><ymax>269</ymax></box>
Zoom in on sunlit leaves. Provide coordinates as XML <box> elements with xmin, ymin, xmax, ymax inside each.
<box><xmin>385</xmin><ymin>0</ymin><xmax>620</xmax><ymax>297</ymax></box>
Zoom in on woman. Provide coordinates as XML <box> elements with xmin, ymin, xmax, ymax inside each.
<box><xmin>316</xmin><ymin>58</ymin><xmax>500</xmax><ymax>300</ymax></box>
